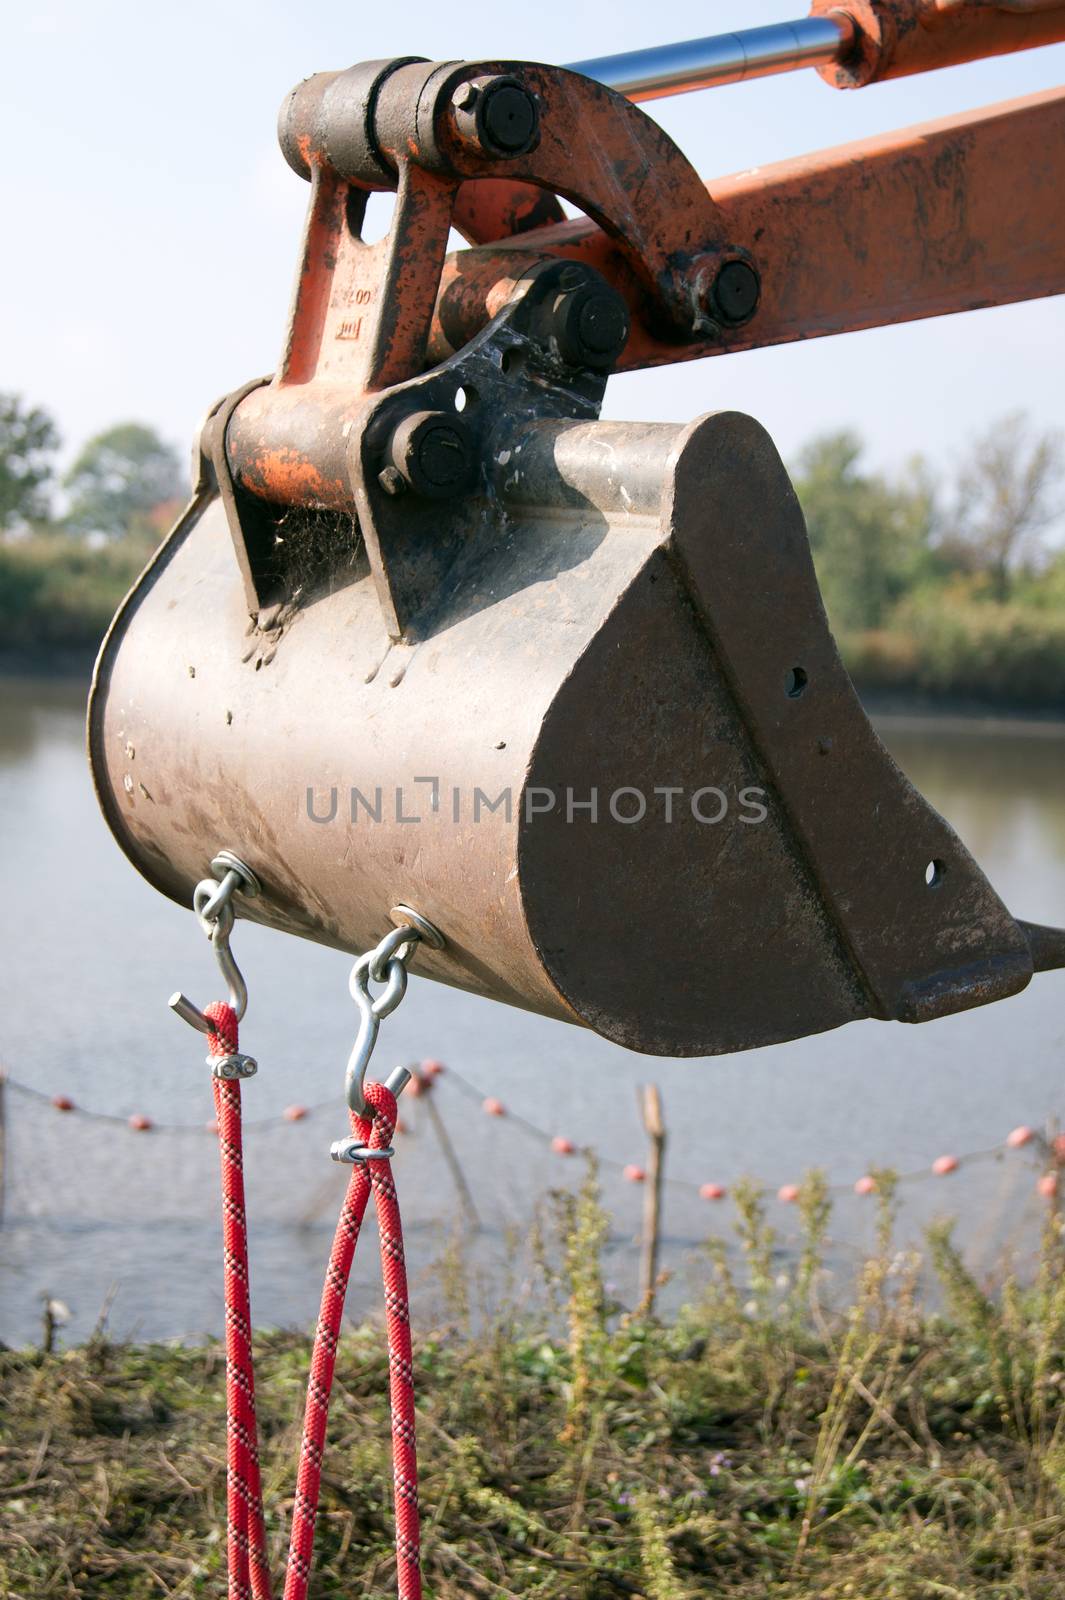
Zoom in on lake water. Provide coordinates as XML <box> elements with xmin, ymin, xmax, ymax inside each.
<box><xmin>1</xmin><ymin>676</ymin><xmax>1063</xmax><ymax>1345</ymax></box>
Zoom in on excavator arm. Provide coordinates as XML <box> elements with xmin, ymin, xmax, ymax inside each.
<box><xmin>432</xmin><ymin>86</ymin><xmax>1065</xmax><ymax>370</ymax></box>
<box><xmin>220</xmin><ymin>2</ymin><xmax>1065</xmax><ymax>511</ymax></box>
<box><xmin>88</xmin><ymin>2</ymin><xmax>1065</xmax><ymax>1056</ymax></box>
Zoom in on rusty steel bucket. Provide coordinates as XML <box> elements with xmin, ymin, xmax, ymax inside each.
<box><xmin>88</xmin><ymin>400</ymin><xmax>1063</xmax><ymax>1056</ymax></box>
<box><xmin>88</xmin><ymin>55</ymin><xmax>1064</xmax><ymax>1057</ymax></box>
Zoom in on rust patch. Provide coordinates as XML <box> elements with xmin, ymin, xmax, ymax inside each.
<box><xmin>246</xmin><ymin>449</ymin><xmax>346</xmax><ymax>506</ymax></box>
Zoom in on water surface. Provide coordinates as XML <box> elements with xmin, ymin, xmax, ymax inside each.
<box><xmin>1</xmin><ymin>679</ymin><xmax>1062</xmax><ymax>1344</ymax></box>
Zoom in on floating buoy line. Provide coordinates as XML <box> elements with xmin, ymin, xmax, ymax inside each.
<box><xmin>4</xmin><ymin>1063</ymin><xmax>1061</xmax><ymax>1202</ymax></box>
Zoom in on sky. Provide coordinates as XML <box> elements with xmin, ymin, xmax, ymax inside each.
<box><xmin>5</xmin><ymin>2</ymin><xmax>1064</xmax><ymax>483</ymax></box>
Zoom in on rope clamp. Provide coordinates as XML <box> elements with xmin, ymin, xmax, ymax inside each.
<box><xmin>330</xmin><ymin>1063</ymin><xmax>416</xmax><ymax>1162</ymax></box>
<box><xmin>210</xmin><ymin>1051</ymin><xmax>259</xmax><ymax>1081</ymax></box>
<box><xmin>331</xmin><ymin>1137</ymin><xmax>396</xmax><ymax>1165</ymax></box>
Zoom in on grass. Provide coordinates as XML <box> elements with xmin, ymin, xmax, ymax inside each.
<box><xmin>3</xmin><ymin>1165</ymin><xmax>1065</xmax><ymax>1597</ymax></box>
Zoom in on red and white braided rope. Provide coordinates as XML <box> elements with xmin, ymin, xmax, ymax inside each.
<box><xmin>283</xmin><ymin>1080</ymin><xmax>421</xmax><ymax>1600</ymax></box>
<box><xmin>199</xmin><ymin>997</ymin><xmax>420</xmax><ymax>1600</ymax></box>
<box><xmin>362</xmin><ymin>1085</ymin><xmax>421</xmax><ymax>1600</ymax></box>
<box><xmin>204</xmin><ymin>1002</ymin><xmax>273</xmax><ymax>1600</ymax></box>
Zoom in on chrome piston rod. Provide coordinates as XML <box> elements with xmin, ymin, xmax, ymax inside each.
<box><xmin>568</xmin><ymin>13</ymin><xmax>855</xmax><ymax>102</ymax></box>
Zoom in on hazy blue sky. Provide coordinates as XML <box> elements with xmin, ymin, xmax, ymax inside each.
<box><xmin>6</xmin><ymin>2</ymin><xmax>1064</xmax><ymax>480</ymax></box>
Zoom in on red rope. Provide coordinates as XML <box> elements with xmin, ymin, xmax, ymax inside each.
<box><xmin>364</xmin><ymin>1084</ymin><xmax>421</xmax><ymax>1600</ymax></box>
<box><xmin>283</xmin><ymin>1118</ymin><xmax>372</xmax><ymax>1598</ymax></box>
<box><xmin>283</xmin><ymin>1081</ymin><xmax>420</xmax><ymax>1600</ymax></box>
<box><xmin>204</xmin><ymin>1002</ymin><xmax>273</xmax><ymax>1600</ymax></box>
<box><xmin>197</xmin><ymin>996</ymin><xmax>419</xmax><ymax>1600</ymax></box>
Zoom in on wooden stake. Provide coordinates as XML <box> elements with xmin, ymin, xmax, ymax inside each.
<box><xmin>638</xmin><ymin>1083</ymin><xmax>666</xmax><ymax>1310</ymax></box>
<box><xmin>41</xmin><ymin>1295</ymin><xmax>57</xmax><ymax>1355</ymax></box>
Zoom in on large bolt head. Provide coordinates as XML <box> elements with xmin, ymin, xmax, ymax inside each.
<box><xmin>387</xmin><ymin>410</ymin><xmax>476</xmax><ymax>500</ymax></box>
<box><xmin>710</xmin><ymin>259</ymin><xmax>760</xmax><ymax>326</ymax></box>
<box><xmin>451</xmin><ymin>82</ymin><xmax>479</xmax><ymax>113</ymax></box>
<box><xmin>480</xmin><ymin>80</ymin><xmax>538</xmax><ymax>153</ymax></box>
<box><xmin>549</xmin><ymin>276</ymin><xmax>630</xmax><ymax>371</ymax></box>
<box><xmin>451</xmin><ymin>74</ymin><xmax>540</xmax><ymax>159</ymax></box>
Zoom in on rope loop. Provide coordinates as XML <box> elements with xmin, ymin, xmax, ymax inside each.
<box><xmin>173</xmin><ymin>886</ymin><xmax>435</xmax><ymax>1600</ymax></box>
<box><xmin>284</xmin><ymin>1075</ymin><xmax>420</xmax><ymax>1600</ymax></box>
<box><xmin>203</xmin><ymin>999</ymin><xmax>240</xmax><ymax>1056</ymax></box>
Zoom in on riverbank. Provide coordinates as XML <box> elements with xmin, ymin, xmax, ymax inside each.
<box><xmin>3</xmin><ymin>1172</ymin><xmax>1065</xmax><ymax>1599</ymax></box>
<box><xmin>841</xmin><ymin>612</ymin><xmax>1065</xmax><ymax>713</ymax></box>
<box><xmin>0</xmin><ymin>529</ymin><xmax>151</xmax><ymax>663</ymax></box>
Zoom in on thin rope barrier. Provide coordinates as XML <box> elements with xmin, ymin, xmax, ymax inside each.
<box><xmin>418</xmin><ymin>1061</ymin><xmax>1060</xmax><ymax>1200</ymax></box>
<box><xmin>0</xmin><ymin>1061</ymin><xmax>1059</xmax><ymax>1199</ymax></box>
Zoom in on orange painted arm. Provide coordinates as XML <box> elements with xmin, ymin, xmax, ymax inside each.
<box><xmin>224</xmin><ymin>49</ymin><xmax>1065</xmax><ymax>518</ymax></box>
<box><xmin>430</xmin><ymin>87</ymin><xmax>1065</xmax><ymax>371</ymax></box>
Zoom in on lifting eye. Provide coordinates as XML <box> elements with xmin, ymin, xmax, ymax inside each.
<box><xmin>785</xmin><ymin>666</ymin><xmax>807</xmax><ymax>698</ymax></box>
<box><xmin>925</xmin><ymin>859</ymin><xmax>946</xmax><ymax>888</ymax></box>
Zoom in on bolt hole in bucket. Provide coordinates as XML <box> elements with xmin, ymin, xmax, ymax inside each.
<box><xmin>925</xmin><ymin>858</ymin><xmax>947</xmax><ymax>888</ymax></box>
<box><xmin>785</xmin><ymin>665</ymin><xmax>808</xmax><ymax>698</ymax></box>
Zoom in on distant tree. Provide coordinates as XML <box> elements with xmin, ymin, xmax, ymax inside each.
<box><xmin>0</xmin><ymin>393</ymin><xmax>60</xmax><ymax>530</ymax></box>
<box><xmin>939</xmin><ymin>413</ymin><xmax>1064</xmax><ymax>601</ymax></box>
<box><xmin>64</xmin><ymin>422</ymin><xmax>184</xmax><ymax>538</ymax></box>
<box><xmin>792</xmin><ymin>431</ymin><xmax>937</xmax><ymax>632</ymax></box>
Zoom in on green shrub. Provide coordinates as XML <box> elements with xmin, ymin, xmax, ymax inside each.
<box><xmin>841</xmin><ymin>599</ymin><xmax>1065</xmax><ymax>709</ymax></box>
<box><xmin>0</xmin><ymin>530</ymin><xmax>155</xmax><ymax>655</ymax></box>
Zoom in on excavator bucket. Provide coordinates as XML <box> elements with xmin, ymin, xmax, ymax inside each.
<box><xmin>87</xmin><ymin>52</ymin><xmax>1064</xmax><ymax>1057</ymax></box>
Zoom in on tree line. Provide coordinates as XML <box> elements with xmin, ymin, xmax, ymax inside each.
<box><xmin>1</xmin><ymin>390</ymin><xmax>1062</xmax><ymax>700</ymax></box>
<box><xmin>788</xmin><ymin>415</ymin><xmax>1065</xmax><ymax>706</ymax></box>
<box><xmin>0</xmin><ymin>393</ymin><xmax>184</xmax><ymax>540</ymax></box>
<box><xmin>3</xmin><ymin>390</ymin><xmax>1061</xmax><ymax>605</ymax></box>
<box><xmin>793</xmin><ymin>414</ymin><xmax>1064</xmax><ymax>624</ymax></box>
